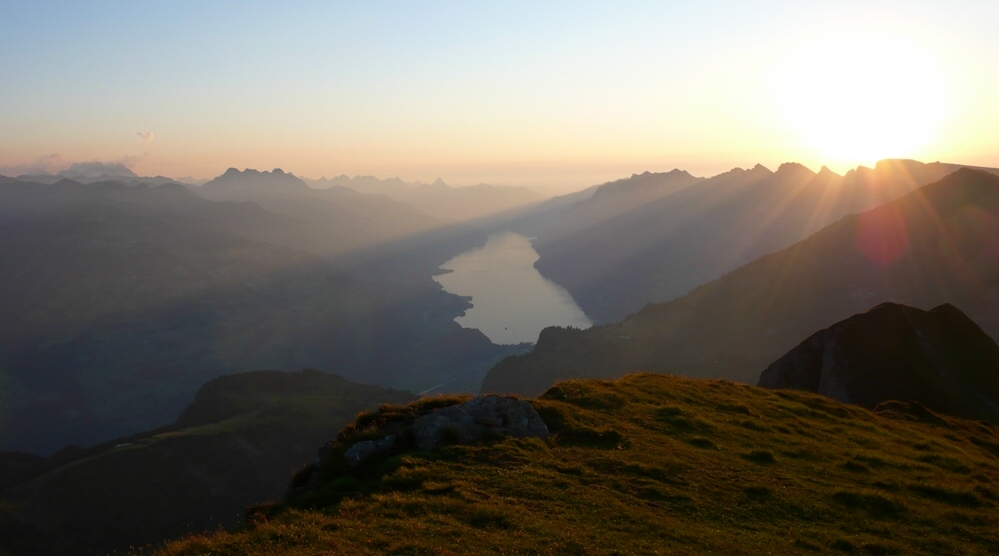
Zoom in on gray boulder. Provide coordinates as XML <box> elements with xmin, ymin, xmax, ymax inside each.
<box><xmin>412</xmin><ymin>395</ymin><xmax>549</xmax><ymax>451</ymax></box>
<box><xmin>343</xmin><ymin>434</ymin><xmax>398</xmax><ymax>467</ymax></box>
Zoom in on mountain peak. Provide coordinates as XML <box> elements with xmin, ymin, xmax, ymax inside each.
<box><xmin>631</xmin><ymin>169</ymin><xmax>693</xmax><ymax>179</ymax></box>
<box><xmin>816</xmin><ymin>165</ymin><xmax>840</xmax><ymax>177</ymax></box>
<box><xmin>775</xmin><ymin>162</ymin><xmax>815</xmax><ymax>176</ymax></box>
<box><xmin>202</xmin><ymin>167</ymin><xmax>309</xmax><ymax>192</ymax></box>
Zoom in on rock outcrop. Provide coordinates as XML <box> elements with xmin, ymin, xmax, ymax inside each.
<box><xmin>758</xmin><ymin>302</ymin><xmax>999</xmax><ymax>422</ymax></box>
<box><xmin>327</xmin><ymin>396</ymin><xmax>550</xmax><ymax>470</ymax></box>
<box><xmin>343</xmin><ymin>434</ymin><xmax>399</xmax><ymax>467</ymax></box>
<box><xmin>412</xmin><ymin>395</ymin><xmax>550</xmax><ymax>451</ymax></box>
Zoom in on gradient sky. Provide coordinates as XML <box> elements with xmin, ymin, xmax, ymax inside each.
<box><xmin>1</xmin><ymin>1</ymin><xmax>997</xmax><ymax>192</ymax></box>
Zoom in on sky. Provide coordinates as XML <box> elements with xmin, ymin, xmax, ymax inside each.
<box><xmin>1</xmin><ymin>1</ymin><xmax>997</xmax><ymax>193</ymax></box>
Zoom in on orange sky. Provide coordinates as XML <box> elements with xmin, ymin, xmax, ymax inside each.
<box><xmin>1</xmin><ymin>2</ymin><xmax>997</xmax><ymax>194</ymax></box>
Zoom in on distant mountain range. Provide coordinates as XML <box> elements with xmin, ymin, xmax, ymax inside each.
<box><xmin>305</xmin><ymin>174</ymin><xmax>546</xmax><ymax>223</ymax></box>
<box><xmin>483</xmin><ymin>168</ymin><xmax>999</xmax><ymax>396</ymax></box>
<box><xmin>17</xmin><ymin>161</ymin><xmax>185</xmax><ymax>187</ymax></box>
<box><xmin>14</xmin><ymin>167</ymin><xmax>549</xmax><ymax>226</ymax></box>
<box><xmin>532</xmin><ymin>159</ymin><xmax>999</xmax><ymax>323</ymax></box>
<box><xmin>196</xmin><ymin>168</ymin><xmax>443</xmax><ymax>255</ymax></box>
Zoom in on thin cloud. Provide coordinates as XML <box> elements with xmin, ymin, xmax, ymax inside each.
<box><xmin>0</xmin><ymin>152</ymin><xmax>156</xmax><ymax>178</ymax></box>
<box><xmin>137</xmin><ymin>132</ymin><xmax>155</xmax><ymax>146</ymax></box>
<box><xmin>115</xmin><ymin>152</ymin><xmax>153</xmax><ymax>168</ymax></box>
<box><xmin>0</xmin><ymin>153</ymin><xmax>67</xmax><ymax>176</ymax></box>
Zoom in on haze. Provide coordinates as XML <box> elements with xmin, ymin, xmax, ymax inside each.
<box><xmin>7</xmin><ymin>2</ymin><xmax>999</xmax><ymax>553</ymax></box>
<box><xmin>2</xmin><ymin>1</ymin><xmax>997</xmax><ymax>193</ymax></box>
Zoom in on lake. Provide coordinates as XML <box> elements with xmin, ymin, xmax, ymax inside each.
<box><xmin>434</xmin><ymin>232</ymin><xmax>592</xmax><ymax>345</ymax></box>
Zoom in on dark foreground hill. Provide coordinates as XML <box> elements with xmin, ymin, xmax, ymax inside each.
<box><xmin>534</xmin><ymin>159</ymin><xmax>999</xmax><ymax>323</ymax></box>
<box><xmin>157</xmin><ymin>374</ymin><xmax>999</xmax><ymax>555</ymax></box>
<box><xmin>759</xmin><ymin>303</ymin><xmax>999</xmax><ymax>422</ymax></box>
<box><xmin>0</xmin><ymin>369</ymin><xmax>412</xmax><ymax>556</ymax></box>
<box><xmin>483</xmin><ymin>168</ymin><xmax>999</xmax><ymax>395</ymax></box>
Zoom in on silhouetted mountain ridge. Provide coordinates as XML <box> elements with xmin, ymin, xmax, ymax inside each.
<box><xmin>532</xmin><ymin>159</ymin><xmax>999</xmax><ymax>322</ymax></box>
<box><xmin>759</xmin><ymin>302</ymin><xmax>999</xmax><ymax>422</ymax></box>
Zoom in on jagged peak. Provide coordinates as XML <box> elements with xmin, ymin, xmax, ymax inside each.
<box><xmin>629</xmin><ymin>168</ymin><xmax>693</xmax><ymax>179</ymax></box>
<box><xmin>721</xmin><ymin>164</ymin><xmax>772</xmax><ymax>176</ymax></box>
<box><xmin>214</xmin><ymin>167</ymin><xmax>301</xmax><ymax>180</ymax></box>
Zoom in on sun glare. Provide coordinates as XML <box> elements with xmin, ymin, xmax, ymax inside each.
<box><xmin>783</xmin><ymin>37</ymin><xmax>945</xmax><ymax>167</ymax></box>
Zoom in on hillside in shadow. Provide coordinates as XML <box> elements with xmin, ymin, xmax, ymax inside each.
<box><xmin>484</xmin><ymin>169</ymin><xmax>999</xmax><ymax>395</ymax></box>
<box><xmin>0</xmin><ymin>370</ymin><xmax>412</xmax><ymax>556</ymax></box>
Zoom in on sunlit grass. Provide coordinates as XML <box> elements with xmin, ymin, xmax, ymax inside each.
<box><xmin>156</xmin><ymin>373</ymin><xmax>999</xmax><ymax>555</ymax></box>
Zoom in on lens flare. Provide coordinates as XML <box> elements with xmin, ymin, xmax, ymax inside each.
<box><xmin>856</xmin><ymin>204</ymin><xmax>910</xmax><ymax>266</ymax></box>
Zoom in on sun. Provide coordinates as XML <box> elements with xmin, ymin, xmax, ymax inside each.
<box><xmin>782</xmin><ymin>36</ymin><xmax>945</xmax><ymax>166</ymax></box>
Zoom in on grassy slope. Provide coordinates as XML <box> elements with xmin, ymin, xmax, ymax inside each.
<box><xmin>158</xmin><ymin>374</ymin><xmax>999</xmax><ymax>555</ymax></box>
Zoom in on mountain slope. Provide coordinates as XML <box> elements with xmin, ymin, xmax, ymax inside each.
<box><xmin>483</xmin><ymin>168</ymin><xmax>999</xmax><ymax>395</ymax></box>
<box><xmin>759</xmin><ymin>303</ymin><xmax>999</xmax><ymax>422</ymax></box>
<box><xmin>501</xmin><ymin>184</ymin><xmax>601</xmax><ymax>240</ymax></box>
<box><xmin>0</xmin><ymin>370</ymin><xmax>413</xmax><ymax>556</ymax></box>
<box><xmin>539</xmin><ymin>168</ymin><xmax>704</xmax><ymax>239</ymax></box>
<box><xmin>158</xmin><ymin>374</ymin><xmax>999</xmax><ymax>555</ymax></box>
<box><xmin>533</xmin><ymin>159</ymin><xmax>998</xmax><ymax>323</ymax></box>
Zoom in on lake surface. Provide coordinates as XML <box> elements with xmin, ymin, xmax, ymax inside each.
<box><xmin>434</xmin><ymin>232</ymin><xmax>592</xmax><ymax>345</ymax></box>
